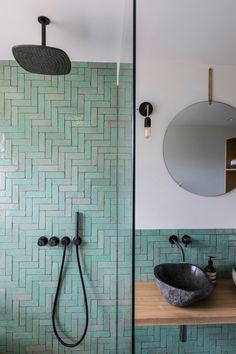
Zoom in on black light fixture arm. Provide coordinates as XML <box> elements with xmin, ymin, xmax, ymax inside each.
<box><xmin>38</xmin><ymin>16</ymin><xmax>50</xmax><ymax>46</ymax></box>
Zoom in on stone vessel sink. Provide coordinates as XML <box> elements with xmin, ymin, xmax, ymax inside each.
<box><xmin>154</xmin><ymin>263</ymin><xmax>214</xmax><ymax>307</ymax></box>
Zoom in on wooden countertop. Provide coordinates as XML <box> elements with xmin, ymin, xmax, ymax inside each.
<box><xmin>135</xmin><ymin>279</ymin><xmax>236</xmax><ymax>326</ymax></box>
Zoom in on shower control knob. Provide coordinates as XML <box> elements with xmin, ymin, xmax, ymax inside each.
<box><xmin>37</xmin><ymin>236</ymin><xmax>48</xmax><ymax>247</ymax></box>
<box><xmin>181</xmin><ymin>235</ymin><xmax>192</xmax><ymax>247</ymax></box>
<box><xmin>49</xmin><ymin>236</ymin><xmax>59</xmax><ymax>247</ymax></box>
<box><xmin>169</xmin><ymin>235</ymin><xmax>178</xmax><ymax>244</ymax></box>
<box><xmin>61</xmin><ymin>236</ymin><xmax>71</xmax><ymax>247</ymax></box>
<box><xmin>73</xmin><ymin>236</ymin><xmax>82</xmax><ymax>246</ymax></box>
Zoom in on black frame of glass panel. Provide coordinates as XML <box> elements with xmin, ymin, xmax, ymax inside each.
<box><xmin>132</xmin><ymin>0</ymin><xmax>136</xmax><ymax>353</ymax></box>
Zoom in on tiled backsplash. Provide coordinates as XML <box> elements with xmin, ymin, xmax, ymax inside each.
<box><xmin>136</xmin><ymin>229</ymin><xmax>236</xmax><ymax>354</ymax></box>
<box><xmin>136</xmin><ymin>229</ymin><xmax>236</xmax><ymax>280</ymax></box>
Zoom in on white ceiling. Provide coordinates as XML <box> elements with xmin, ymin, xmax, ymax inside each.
<box><xmin>2</xmin><ymin>0</ymin><xmax>236</xmax><ymax>64</ymax></box>
<box><xmin>0</xmin><ymin>0</ymin><xmax>129</xmax><ymax>62</ymax></box>
<box><xmin>137</xmin><ymin>0</ymin><xmax>236</xmax><ymax>65</ymax></box>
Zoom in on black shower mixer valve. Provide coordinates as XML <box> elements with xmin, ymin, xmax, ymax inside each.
<box><xmin>73</xmin><ymin>236</ymin><xmax>82</xmax><ymax>246</ymax></box>
<box><xmin>37</xmin><ymin>236</ymin><xmax>82</xmax><ymax>247</ymax></box>
<box><xmin>49</xmin><ymin>237</ymin><xmax>60</xmax><ymax>247</ymax></box>
<box><xmin>37</xmin><ymin>236</ymin><xmax>70</xmax><ymax>247</ymax></box>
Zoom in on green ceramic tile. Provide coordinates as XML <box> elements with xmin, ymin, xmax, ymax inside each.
<box><xmin>0</xmin><ymin>61</ymin><xmax>133</xmax><ymax>353</ymax></box>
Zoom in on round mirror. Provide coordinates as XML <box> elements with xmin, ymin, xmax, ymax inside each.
<box><xmin>163</xmin><ymin>101</ymin><xmax>236</xmax><ymax>196</ymax></box>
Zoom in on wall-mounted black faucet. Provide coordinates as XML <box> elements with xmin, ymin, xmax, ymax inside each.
<box><xmin>169</xmin><ymin>235</ymin><xmax>185</xmax><ymax>262</ymax></box>
<box><xmin>169</xmin><ymin>234</ymin><xmax>192</xmax><ymax>261</ymax></box>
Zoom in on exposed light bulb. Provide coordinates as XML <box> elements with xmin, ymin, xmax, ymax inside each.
<box><xmin>144</xmin><ymin>127</ymin><xmax>151</xmax><ymax>139</ymax></box>
<box><xmin>144</xmin><ymin>117</ymin><xmax>151</xmax><ymax>139</ymax></box>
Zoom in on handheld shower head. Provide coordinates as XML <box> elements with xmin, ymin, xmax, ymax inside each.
<box><xmin>52</xmin><ymin>213</ymin><xmax>88</xmax><ymax>347</ymax></box>
<box><xmin>73</xmin><ymin>211</ymin><xmax>82</xmax><ymax>246</ymax></box>
<box><xmin>12</xmin><ymin>16</ymin><xmax>71</xmax><ymax>75</ymax></box>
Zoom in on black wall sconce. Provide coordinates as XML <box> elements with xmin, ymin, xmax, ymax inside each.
<box><xmin>138</xmin><ymin>102</ymin><xmax>154</xmax><ymax>139</ymax></box>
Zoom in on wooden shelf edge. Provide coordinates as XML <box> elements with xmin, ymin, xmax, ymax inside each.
<box><xmin>135</xmin><ymin>279</ymin><xmax>236</xmax><ymax>327</ymax></box>
<box><xmin>135</xmin><ymin>318</ymin><xmax>236</xmax><ymax>327</ymax></box>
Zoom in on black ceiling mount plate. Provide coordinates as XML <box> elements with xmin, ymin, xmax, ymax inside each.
<box><xmin>38</xmin><ymin>16</ymin><xmax>50</xmax><ymax>25</ymax></box>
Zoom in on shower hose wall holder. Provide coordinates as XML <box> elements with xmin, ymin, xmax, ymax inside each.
<box><xmin>37</xmin><ymin>212</ymin><xmax>88</xmax><ymax>348</ymax></box>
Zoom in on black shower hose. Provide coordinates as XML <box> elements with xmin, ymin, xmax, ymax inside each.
<box><xmin>52</xmin><ymin>243</ymin><xmax>89</xmax><ymax>347</ymax></box>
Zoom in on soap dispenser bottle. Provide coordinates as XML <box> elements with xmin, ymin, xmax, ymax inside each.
<box><xmin>205</xmin><ymin>256</ymin><xmax>216</xmax><ymax>286</ymax></box>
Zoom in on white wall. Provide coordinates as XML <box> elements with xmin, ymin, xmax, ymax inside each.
<box><xmin>136</xmin><ymin>64</ymin><xmax>236</xmax><ymax>229</ymax></box>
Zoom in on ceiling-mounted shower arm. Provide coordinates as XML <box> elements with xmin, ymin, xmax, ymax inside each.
<box><xmin>38</xmin><ymin>16</ymin><xmax>50</xmax><ymax>46</ymax></box>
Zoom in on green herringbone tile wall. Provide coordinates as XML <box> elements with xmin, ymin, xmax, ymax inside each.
<box><xmin>135</xmin><ymin>229</ymin><xmax>236</xmax><ymax>354</ymax></box>
<box><xmin>0</xmin><ymin>61</ymin><xmax>133</xmax><ymax>354</ymax></box>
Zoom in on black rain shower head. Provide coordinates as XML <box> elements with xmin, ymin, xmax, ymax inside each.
<box><xmin>12</xmin><ymin>16</ymin><xmax>71</xmax><ymax>75</ymax></box>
